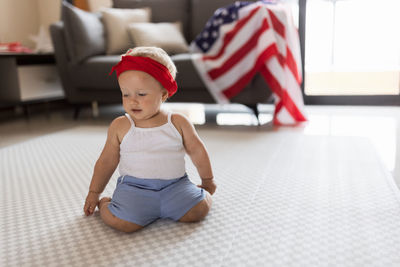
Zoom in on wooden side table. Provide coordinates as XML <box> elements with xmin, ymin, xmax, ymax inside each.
<box><xmin>0</xmin><ymin>53</ymin><xmax>65</xmax><ymax>117</ymax></box>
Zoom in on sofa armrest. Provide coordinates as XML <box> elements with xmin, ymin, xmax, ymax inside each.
<box><xmin>49</xmin><ymin>21</ymin><xmax>74</xmax><ymax>101</ymax></box>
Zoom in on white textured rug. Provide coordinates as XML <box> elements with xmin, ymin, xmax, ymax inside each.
<box><xmin>1</xmin><ymin>126</ymin><xmax>400</xmax><ymax>266</ymax></box>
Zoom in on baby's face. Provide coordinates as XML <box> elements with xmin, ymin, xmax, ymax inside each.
<box><xmin>118</xmin><ymin>70</ymin><xmax>168</xmax><ymax>122</ymax></box>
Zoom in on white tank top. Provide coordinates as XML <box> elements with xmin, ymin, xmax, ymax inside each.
<box><xmin>118</xmin><ymin>112</ymin><xmax>186</xmax><ymax>180</ymax></box>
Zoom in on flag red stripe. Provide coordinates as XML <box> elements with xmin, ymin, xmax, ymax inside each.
<box><xmin>267</xmin><ymin>9</ymin><xmax>285</xmax><ymax>39</ymax></box>
<box><xmin>285</xmin><ymin>46</ymin><xmax>302</xmax><ymax>84</ymax></box>
<box><xmin>260</xmin><ymin>66</ymin><xmax>307</xmax><ymax>121</ymax></box>
<box><xmin>222</xmin><ymin>44</ymin><xmax>278</xmax><ymax>98</ymax></box>
<box><xmin>273</xmin><ymin>101</ymin><xmax>283</xmax><ymax>125</ymax></box>
<box><xmin>280</xmin><ymin>89</ymin><xmax>307</xmax><ymax>121</ymax></box>
<box><xmin>277</xmin><ymin>53</ymin><xmax>285</xmax><ymax>68</ymax></box>
<box><xmin>208</xmin><ymin>18</ymin><xmax>269</xmax><ymax>80</ymax></box>
<box><xmin>203</xmin><ymin>6</ymin><xmax>262</xmax><ymax>61</ymax></box>
<box><xmin>273</xmin><ymin>118</ymin><xmax>282</xmax><ymax>125</ymax></box>
<box><xmin>259</xmin><ymin>64</ymin><xmax>283</xmax><ymax>98</ymax></box>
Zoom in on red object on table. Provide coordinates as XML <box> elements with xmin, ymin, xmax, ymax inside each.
<box><xmin>0</xmin><ymin>42</ymin><xmax>33</xmax><ymax>53</ymax></box>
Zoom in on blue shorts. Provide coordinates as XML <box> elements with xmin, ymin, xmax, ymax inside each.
<box><xmin>108</xmin><ymin>174</ymin><xmax>206</xmax><ymax>226</ymax></box>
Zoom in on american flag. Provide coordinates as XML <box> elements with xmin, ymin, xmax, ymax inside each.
<box><xmin>190</xmin><ymin>0</ymin><xmax>307</xmax><ymax>125</ymax></box>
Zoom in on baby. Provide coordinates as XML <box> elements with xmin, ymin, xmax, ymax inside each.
<box><xmin>83</xmin><ymin>47</ymin><xmax>216</xmax><ymax>233</ymax></box>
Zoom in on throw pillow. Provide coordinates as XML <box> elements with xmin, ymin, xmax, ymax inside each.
<box><xmin>62</xmin><ymin>1</ymin><xmax>105</xmax><ymax>63</ymax></box>
<box><xmin>101</xmin><ymin>7</ymin><xmax>151</xmax><ymax>55</ymax></box>
<box><xmin>127</xmin><ymin>22</ymin><xmax>189</xmax><ymax>55</ymax></box>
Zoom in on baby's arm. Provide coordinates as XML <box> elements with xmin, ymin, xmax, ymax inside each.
<box><xmin>84</xmin><ymin>118</ymin><xmax>121</xmax><ymax>216</ymax></box>
<box><xmin>173</xmin><ymin>114</ymin><xmax>216</xmax><ymax>195</ymax></box>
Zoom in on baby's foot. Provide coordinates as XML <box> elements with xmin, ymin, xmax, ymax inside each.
<box><xmin>98</xmin><ymin>197</ymin><xmax>112</xmax><ymax>209</ymax></box>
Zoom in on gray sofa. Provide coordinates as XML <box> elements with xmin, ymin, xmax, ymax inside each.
<box><xmin>50</xmin><ymin>0</ymin><xmax>272</xmax><ymax>118</ymax></box>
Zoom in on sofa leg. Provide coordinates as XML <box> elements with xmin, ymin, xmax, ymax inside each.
<box><xmin>73</xmin><ymin>105</ymin><xmax>81</xmax><ymax>120</ymax></box>
<box><xmin>91</xmin><ymin>101</ymin><xmax>99</xmax><ymax>118</ymax></box>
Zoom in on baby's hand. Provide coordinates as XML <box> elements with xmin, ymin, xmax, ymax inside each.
<box><xmin>83</xmin><ymin>192</ymin><xmax>100</xmax><ymax>216</ymax></box>
<box><xmin>198</xmin><ymin>178</ymin><xmax>217</xmax><ymax>195</ymax></box>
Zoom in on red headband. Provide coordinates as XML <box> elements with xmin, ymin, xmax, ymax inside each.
<box><xmin>109</xmin><ymin>56</ymin><xmax>177</xmax><ymax>97</ymax></box>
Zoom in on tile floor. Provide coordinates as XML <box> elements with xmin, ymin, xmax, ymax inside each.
<box><xmin>1</xmin><ymin>103</ymin><xmax>399</xmax><ymax>189</ymax></box>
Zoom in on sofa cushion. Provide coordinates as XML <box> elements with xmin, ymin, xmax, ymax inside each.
<box><xmin>69</xmin><ymin>55</ymin><xmax>121</xmax><ymax>90</ymax></box>
<box><xmin>127</xmin><ymin>22</ymin><xmax>189</xmax><ymax>55</ymax></box>
<box><xmin>61</xmin><ymin>1</ymin><xmax>106</xmax><ymax>64</ymax></box>
<box><xmin>71</xmin><ymin>54</ymin><xmax>203</xmax><ymax>91</ymax></box>
<box><xmin>113</xmin><ymin>0</ymin><xmax>190</xmax><ymax>42</ymax></box>
<box><xmin>101</xmin><ymin>7</ymin><xmax>151</xmax><ymax>55</ymax></box>
<box><xmin>171</xmin><ymin>53</ymin><xmax>205</xmax><ymax>89</ymax></box>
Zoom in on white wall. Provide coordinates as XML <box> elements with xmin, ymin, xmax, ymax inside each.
<box><xmin>0</xmin><ymin>0</ymin><xmax>61</xmax><ymax>49</ymax></box>
<box><xmin>37</xmin><ymin>0</ymin><xmax>62</xmax><ymax>34</ymax></box>
<box><xmin>87</xmin><ymin>0</ymin><xmax>112</xmax><ymax>12</ymax></box>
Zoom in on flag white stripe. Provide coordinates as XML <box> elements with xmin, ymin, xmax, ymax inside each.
<box><xmin>264</xmin><ymin>8</ymin><xmax>287</xmax><ymax>56</ymax></box>
<box><xmin>267</xmin><ymin>57</ymin><xmax>304</xmax><ymax>108</ymax></box>
<box><xmin>213</xmin><ymin>29</ymin><xmax>276</xmax><ymax>89</ymax></box>
<box><xmin>191</xmin><ymin>54</ymin><xmax>230</xmax><ymax>103</ymax></box>
<box><xmin>284</xmin><ymin>66</ymin><xmax>304</xmax><ymax>105</ymax></box>
<box><xmin>267</xmin><ymin>57</ymin><xmax>285</xmax><ymax>90</ymax></box>
<box><xmin>266</xmin><ymin>58</ymin><xmax>306</xmax><ymax>121</ymax></box>
<box><xmin>286</xmin><ymin>22</ymin><xmax>302</xmax><ymax>78</ymax></box>
<box><xmin>276</xmin><ymin>105</ymin><xmax>296</xmax><ymax>124</ymax></box>
<box><xmin>202</xmin><ymin>7</ymin><xmax>268</xmax><ymax>72</ymax></box>
<box><xmin>213</xmin><ymin>46</ymin><xmax>260</xmax><ymax>89</ymax></box>
<box><xmin>273</xmin><ymin>4</ymin><xmax>302</xmax><ymax>78</ymax></box>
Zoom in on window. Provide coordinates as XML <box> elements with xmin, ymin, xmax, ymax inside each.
<box><xmin>304</xmin><ymin>0</ymin><xmax>400</xmax><ymax>96</ymax></box>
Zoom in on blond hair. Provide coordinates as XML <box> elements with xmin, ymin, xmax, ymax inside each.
<box><xmin>123</xmin><ymin>47</ymin><xmax>177</xmax><ymax>79</ymax></box>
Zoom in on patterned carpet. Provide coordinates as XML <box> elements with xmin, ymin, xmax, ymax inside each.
<box><xmin>1</xmin><ymin>126</ymin><xmax>400</xmax><ymax>266</ymax></box>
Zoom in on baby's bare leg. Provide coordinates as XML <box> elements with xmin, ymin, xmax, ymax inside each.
<box><xmin>179</xmin><ymin>192</ymin><xmax>212</xmax><ymax>223</ymax></box>
<box><xmin>98</xmin><ymin>197</ymin><xmax>143</xmax><ymax>233</ymax></box>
